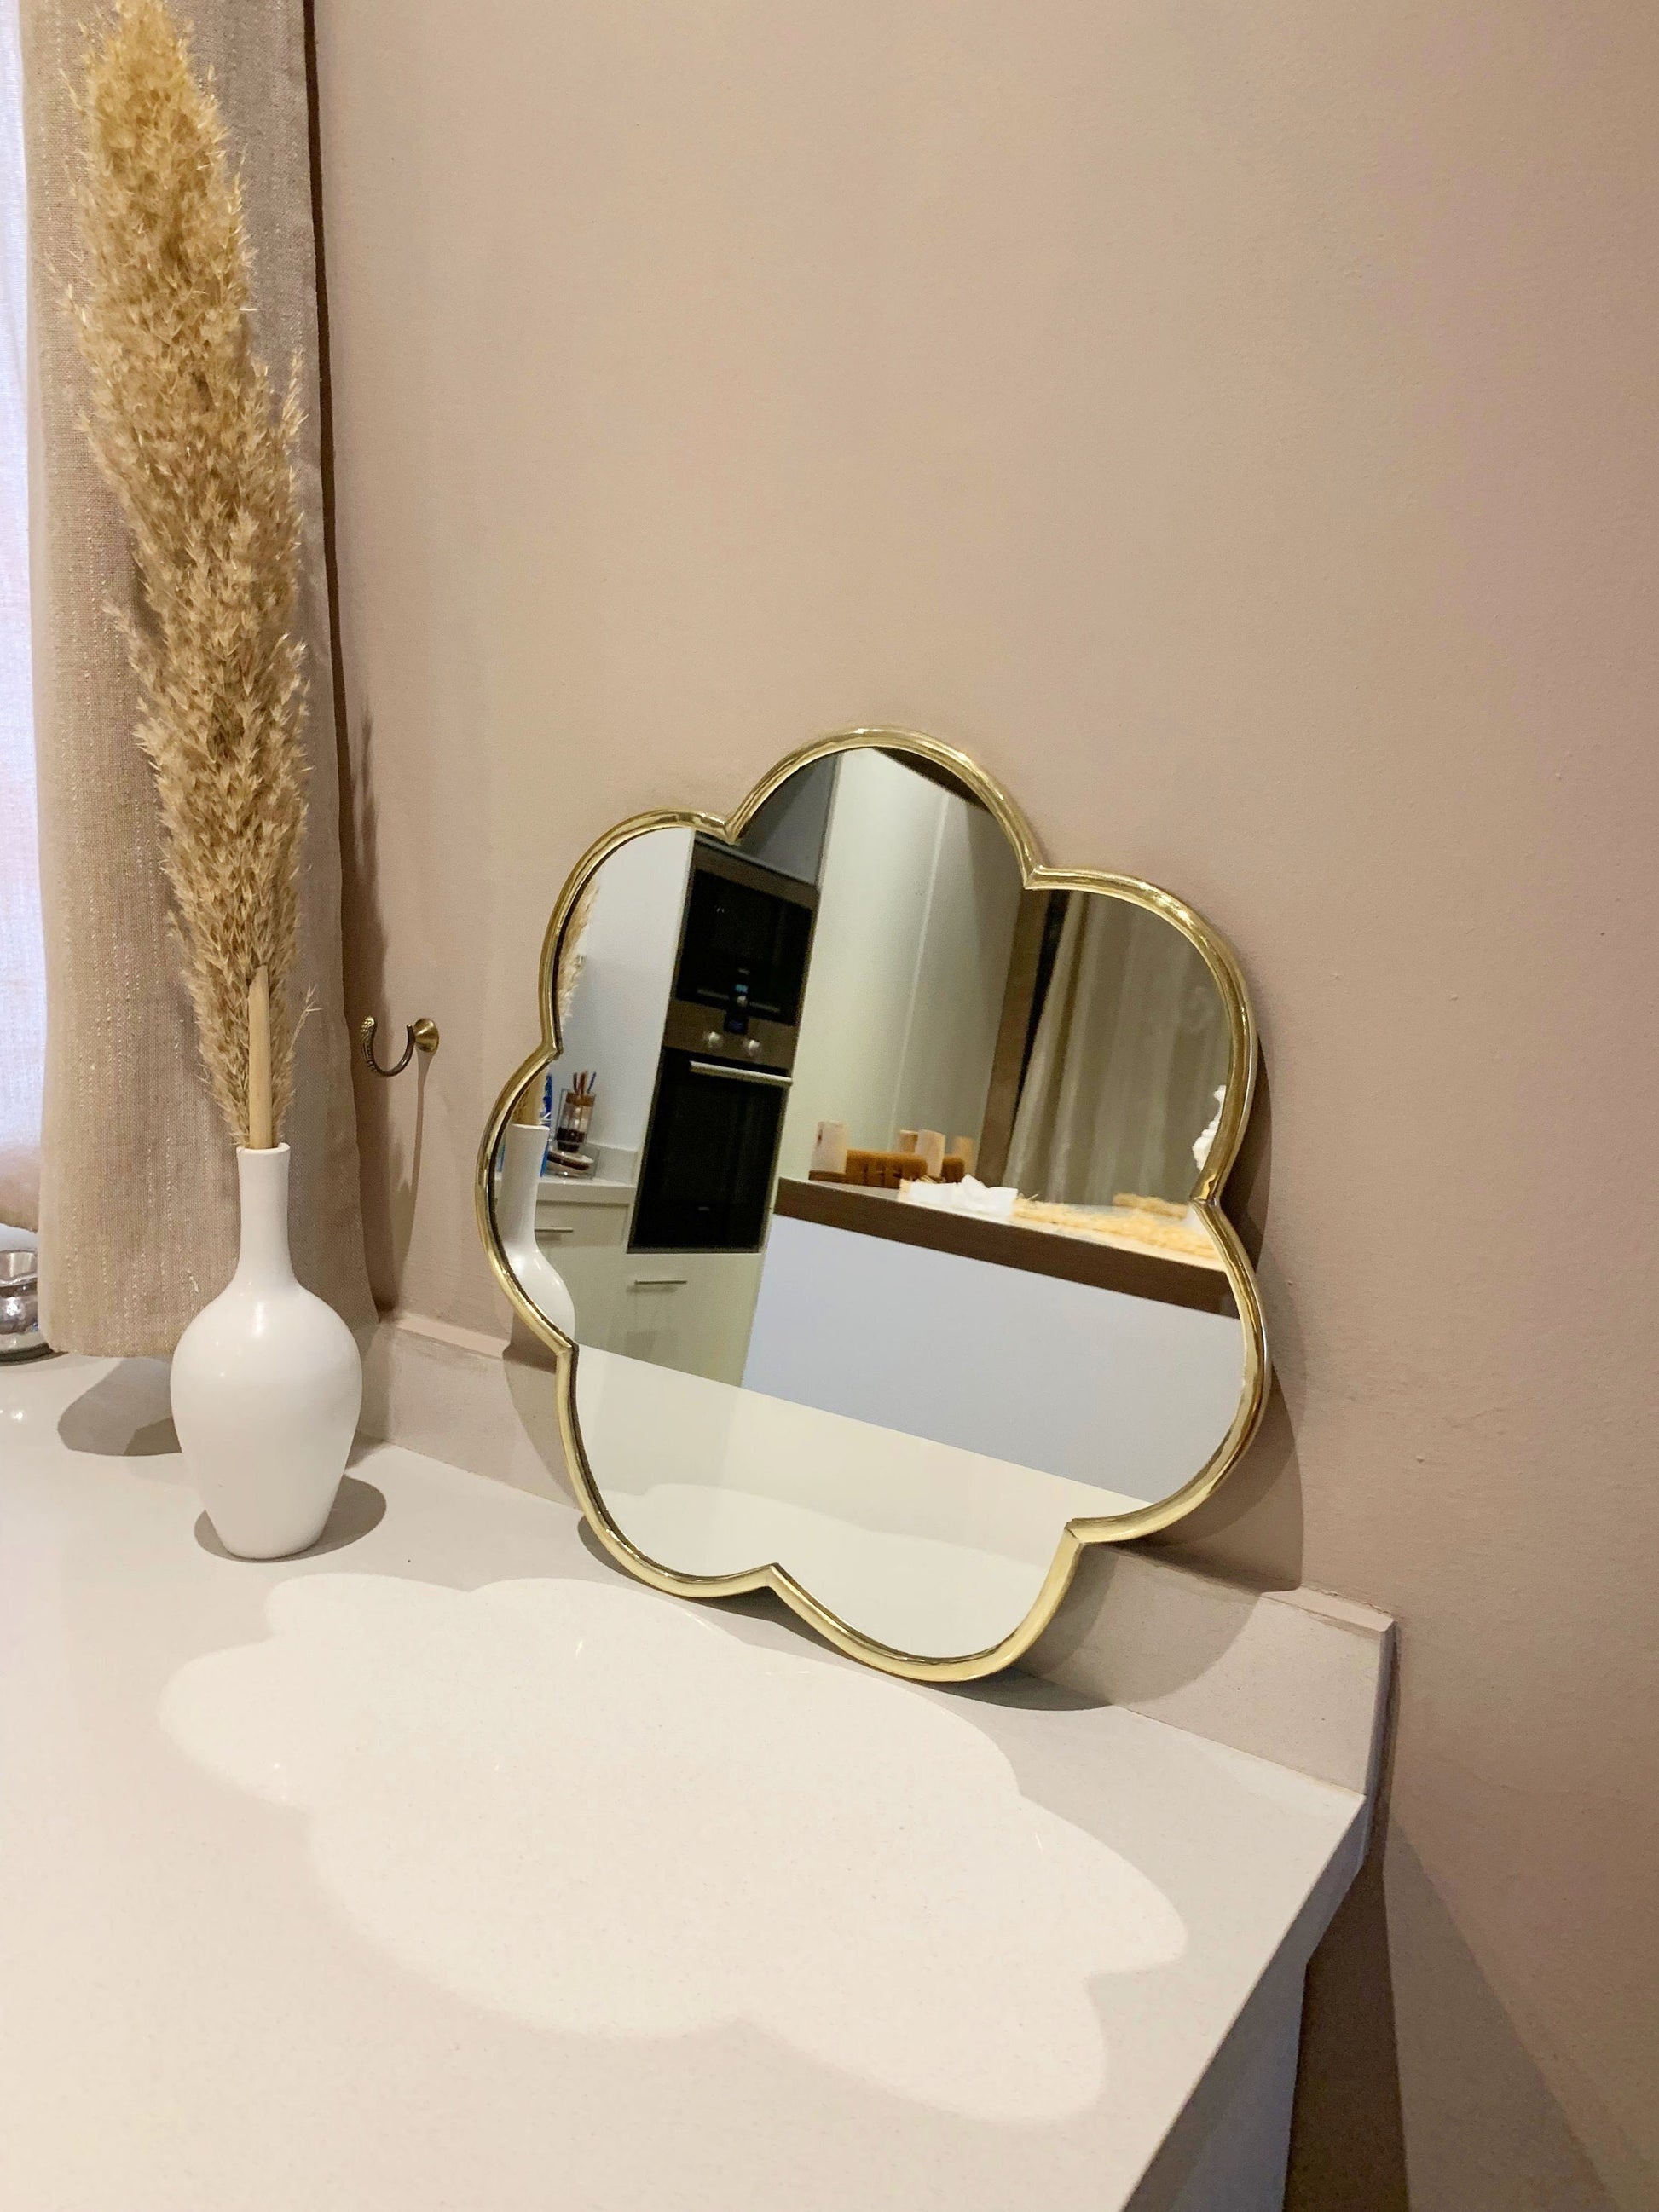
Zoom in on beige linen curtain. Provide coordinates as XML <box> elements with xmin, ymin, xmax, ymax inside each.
<box><xmin>22</xmin><ymin>0</ymin><xmax>373</xmax><ymax>1351</ymax></box>
<box><xmin>1004</xmin><ymin>893</ymin><xmax>1231</xmax><ymax>1207</ymax></box>
<box><xmin>0</xmin><ymin>0</ymin><xmax>39</xmax><ymax>1232</ymax></box>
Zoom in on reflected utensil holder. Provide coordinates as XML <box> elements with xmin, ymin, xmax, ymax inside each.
<box><xmin>555</xmin><ymin>1075</ymin><xmax>601</xmax><ymax>1176</ymax></box>
<box><xmin>556</xmin><ymin>1079</ymin><xmax>596</xmax><ymax>1158</ymax></box>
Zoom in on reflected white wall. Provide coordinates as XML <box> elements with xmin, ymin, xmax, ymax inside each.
<box><xmin>549</xmin><ymin>826</ymin><xmax>692</xmax><ymax>1158</ymax></box>
<box><xmin>893</xmin><ymin>792</ymin><xmax>1022</xmax><ymax>1152</ymax></box>
<box><xmin>778</xmin><ymin>754</ymin><xmax>1021</xmax><ymax>1181</ymax></box>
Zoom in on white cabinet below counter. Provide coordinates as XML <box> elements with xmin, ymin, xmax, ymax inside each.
<box><xmin>608</xmin><ymin>1249</ymin><xmax>763</xmax><ymax>1383</ymax></box>
<box><xmin>535</xmin><ymin>1176</ymin><xmax>762</xmax><ymax>1384</ymax></box>
<box><xmin>534</xmin><ymin>1177</ymin><xmax>630</xmax><ymax>1349</ymax></box>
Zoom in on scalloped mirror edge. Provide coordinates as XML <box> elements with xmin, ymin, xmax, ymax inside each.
<box><xmin>475</xmin><ymin>728</ymin><xmax>1270</xmax><ymax>1684</ymax></box>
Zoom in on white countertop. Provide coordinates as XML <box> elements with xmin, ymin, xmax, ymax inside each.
<box><xmin>0</xmin><ymin>1353</ymin><xmax>1366</xmax><ymax>2212</ymax></box>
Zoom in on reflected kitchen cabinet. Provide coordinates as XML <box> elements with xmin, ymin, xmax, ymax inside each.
<box><xmin>532</xmin><ymin>1181</ymin><xmax>629</xmax><ymax>1353</ymax></box>
<box><xmin>610</xmin><ymin>1251</ymin><xmax>764</xmax><ymax>1386</ymax></box>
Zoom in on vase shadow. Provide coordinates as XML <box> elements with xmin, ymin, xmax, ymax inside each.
<box><xmin>58</xmin><ymin>1358</ymin><xmax>181</xmax><ymax>1463</ymax></box>
<box><xmin>194</xmin><ymin>1473</ymin><xmax>388</xmax><ymax>1561</ymax></box>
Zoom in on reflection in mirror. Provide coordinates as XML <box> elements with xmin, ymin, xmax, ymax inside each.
<box><xmin>496</xmin><ymin>743</ymin><xmax>1256</xmax><ymax>1664</ymax></box>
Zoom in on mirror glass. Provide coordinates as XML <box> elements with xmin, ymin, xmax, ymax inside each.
<box><xmin>498</xmin><ymin>745</ymin><xmax>1255</xmax><ymax>1663</ymax></box>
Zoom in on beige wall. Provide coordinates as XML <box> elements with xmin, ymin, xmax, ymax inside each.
<box><xmin>313</xmin><ymin>4</ymin><xmax>1659</xmax><ymax>2204</ymax></box>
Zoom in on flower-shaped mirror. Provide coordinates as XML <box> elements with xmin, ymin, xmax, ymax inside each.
<box><xmin>477</xmin><ymin>731</ymin><xmax>1267</xmax><ymax>1681</ymax></box>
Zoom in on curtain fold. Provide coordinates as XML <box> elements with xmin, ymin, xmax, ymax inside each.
<box><xmin>22</xmin><ymin>0</ymin><xmax>373</xmax><ymax>1351</ymax></box>
<box><xmin>1003</xmin><ymin>894</ymin><xmax>1232</xmax><ymax>1207</ymax></box>
<box><xmin>0</xmin><ymin>0</ymin><xmax>41</xmax><ymax>1232</ymax></box>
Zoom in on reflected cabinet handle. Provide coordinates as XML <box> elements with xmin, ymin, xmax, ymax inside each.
<box><xmin>539</xmin><ymin>1224</ymin><xmax>576</xmax><ymax>1239</ymax></box>
<box><xmin>687</xmin><ymin>1059</ymin><xmax>791</xmax><ymax>1089</ymax></box>
<box><xmin>627</xmin><ymin>1276</ymin><xmax>688</xmax><ymax>1291</ymax></box>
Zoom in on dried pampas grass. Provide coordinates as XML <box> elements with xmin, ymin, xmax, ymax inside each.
<box><xmin>69</xmin><ymin>0</ymin><xmax>308</xmax><ymax>1147</ymax></box>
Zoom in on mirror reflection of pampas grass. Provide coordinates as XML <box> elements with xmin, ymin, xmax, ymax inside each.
<box><xmin>513</xmin><ymin>875</ymin><xmax>598</xmax><ymax>1129</ymax></box>
<box><xmin>555</xmin><ymin>873</ymin><xmax>599</xmax><ymax>1028</ymax></box>
<box><xmin>69</xmin><ymin>0</ymin><xmax>307</xmax><ymax>1148</ymax></box>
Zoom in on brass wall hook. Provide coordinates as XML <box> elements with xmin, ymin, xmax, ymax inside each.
<box><xmin>359</xmin><ymin>1014</ymin><xmax>439</xmax><ymax>1077</ymax></box>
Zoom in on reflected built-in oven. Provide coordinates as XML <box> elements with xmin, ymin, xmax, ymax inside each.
<box><xmin>630</xmin><ymin>842</ymin><xmax>818</xmax><ymax>1252</ymax></box>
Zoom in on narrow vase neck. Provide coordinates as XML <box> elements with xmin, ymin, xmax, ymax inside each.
<box><xmin>499</xmin><ymin>1120</ymin><xmax>550</xmax><ymax>1241</ymax></box>
<box><xmin>235</xmin><ymin>1145</ymin><xmax>296</xmax><ymax>1290</ymax></box>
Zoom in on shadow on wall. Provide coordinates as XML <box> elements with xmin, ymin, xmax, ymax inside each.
<box><xmin>305</xmin><ymin>3</ymin><xmax>406</xmax><ymax>1317</ymax></box>
<box><xmin>1369</xmin><ymin>1828</ymin><xmax>1641</xmax><ymax>2212</ymax></box>
<box><xmin>1027</xmin><ymin>1542</ymin><xmax>1265</xmax><ymax>1705</ymax></box>
<box><xmin>340</xmin><ymin>707</ymin><xmax>419</xmax><ymax>1306</ymax></box>
<box><xmin>1148</xmin><ymin>1059</ymin><xmax>1306</xmax><ymax>1589</ymax></box>
<box><xmin>1124</xmin><ymin>1057</ymin><xmax>1633</xmax><ymax>2208</ymax></box>
<box><xmin>1286</xmin><ymin>1730</ymin><xmax>1640</xmax><ymax>2212</ymax></box>
<box><xmin>1286</xmin><ymin>1798</ymin><xmax>1411</xmax><ymax>2210</ymax></box>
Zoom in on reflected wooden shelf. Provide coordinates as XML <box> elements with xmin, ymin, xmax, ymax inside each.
<box><xmin>773</xmin><ymin>1178</ymin><xmax>1234</xmax><ymax>1316</ymax></box>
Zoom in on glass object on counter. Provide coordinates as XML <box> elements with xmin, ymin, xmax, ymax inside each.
<box><xmin>0</xmin><ymin>1246</ymin><xmax>50</xmax><ymax>1360</ymax></box>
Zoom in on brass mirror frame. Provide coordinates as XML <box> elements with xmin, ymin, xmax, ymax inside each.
<box><xmin>476</xmin><ymin>728</ymin><xmax>1269</xmax><ymax>1684</ymax></box>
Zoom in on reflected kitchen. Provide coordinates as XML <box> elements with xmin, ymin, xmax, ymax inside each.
<box><xmin>494</xmin><ymin>742</ymin><xmax>1257</xmax><ymax>1659</ymax></box>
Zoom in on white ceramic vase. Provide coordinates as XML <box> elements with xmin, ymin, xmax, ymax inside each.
<box><xmin>499</xmin><ymin>1119</ymin><xmax>577</xmax><ymax>1337</ymax></box>
<box><xmin>171</xmin><ymin>1144</ymin><xmax>362</xmax><ymax>1559</ymax></box>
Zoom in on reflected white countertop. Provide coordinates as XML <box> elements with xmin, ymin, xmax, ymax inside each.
<box><xmin>536</xmin><ymin>1170</ymin><xmax>635</xmax><ymax>1205</ymax></box>
<box><xmin>535</xmin><ymin>1137</ymin><xmax>637</xmax><ymax>1207</ymax></box>
<box><xmin>0</xmin><ymin>1354</ymin><xmax>1366</xmax><ymax>2212</ymax></box>
<box><xmin>575</xmin><ymin>1346</ymin><xmax>1154</xmax><ymax>1657</ymax></box>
